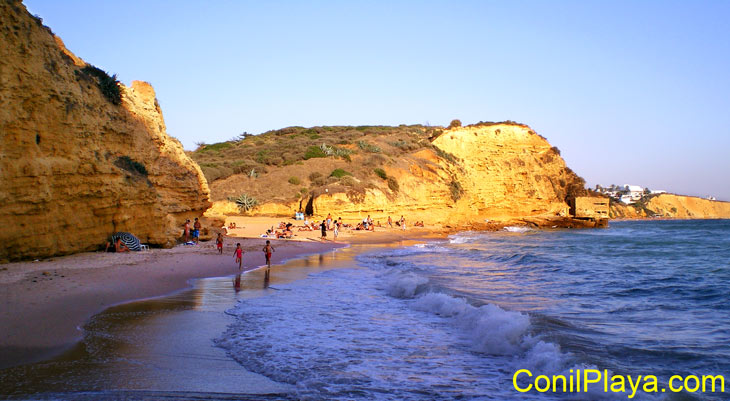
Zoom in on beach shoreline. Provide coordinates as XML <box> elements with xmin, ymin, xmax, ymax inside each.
<box><xmin>0</xmin><ymin>235</ymin><xmax>342</xmax><ymax>369</ymax></box>
<box><xmin>0</xmin><ymin>216</ymin><xmax>446</xmax><ymax>370</ymax></box>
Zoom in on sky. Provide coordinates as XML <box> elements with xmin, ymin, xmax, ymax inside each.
<box><xmin>24</xmin><ymin>0</ymin><xmax>730</xmax><ymax>201</ymax></box>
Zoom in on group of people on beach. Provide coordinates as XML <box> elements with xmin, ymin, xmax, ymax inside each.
<box><xmin>182</xmin><ymin>218</ymin><xmax>202</xmax><ymax>244</ymax></box>
<box><xmin>232</xmin><ymin>240</ymin><xmax>275</xmax><ymax>270</ymax></box>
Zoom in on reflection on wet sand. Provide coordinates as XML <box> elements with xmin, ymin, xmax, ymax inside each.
<box><xmin>0</xmin><ymin>242</ymin><xmax>418</xmax><ymax>397</ymax></box>
<box><xmin>233</xmin><ymin>273</ymin><xmax>242</xmax><ymax>292</ymax></box>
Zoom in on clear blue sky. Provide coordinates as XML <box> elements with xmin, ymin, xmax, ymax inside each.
<box><xmin>25</xmin><ymin>0</ymin><xmax>730</xmax><ymax>200</ymax></box>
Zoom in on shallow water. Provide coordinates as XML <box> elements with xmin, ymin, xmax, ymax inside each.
<box><xmin>2</xmin><ymin>222</ymin><xmax>728</xmax><ymax>400</ymax></box>
<box><xmin>217</xmin><ymin>220</ymin><xmax>730</xmax><ymax>400</ymax></box>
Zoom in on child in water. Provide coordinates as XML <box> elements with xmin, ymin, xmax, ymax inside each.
<box><xmin>262</xmin><ymin>240</ymin><xmax>275</xmax><ymax>268</ymax></box>
<box><xmin>234</xmin><ymin>243</ymin><xmax>244</xmax><ymax>270</ymax></box>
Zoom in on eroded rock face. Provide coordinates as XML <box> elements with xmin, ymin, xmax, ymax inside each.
<box><xmin>611</xmin><ymin>194</ymin><xmax>730</xmax><ymax>219</ymax></box>
<box><xmin>209</xmin><ymin>123</ymin><xmax>586</xmax><ymax>227</ymax></box>
<box><xmin>0</xmin><ymin>2</ymin><xmax>210</xmax><ymax>262</ymax></box>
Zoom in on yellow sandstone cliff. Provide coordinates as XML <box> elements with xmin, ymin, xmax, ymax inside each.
<box><xmin>611</xmin><ymin>194</ymin><xmax>730</xmax><ymax>219</ymax></box>
<box><xmin>205</xmin><ymin>123</ymin><xmax>587</xmax><ymax>227</ymax></box>
<box><xmin>0</xmin><ymin>2</ymin><xmax>210</xmax><ymax>262</ymax></box>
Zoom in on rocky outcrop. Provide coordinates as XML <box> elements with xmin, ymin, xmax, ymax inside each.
<box><xmin>206</xmin><ymin>123</ymin><xmax>586</xmax><ymax>227</ymax></box>
<box><xmin>611</xmin><ymin>194</ymin><xmax>730</xmax><ymax>219</ymax></box>
<box><xmin>0</xmin><ymin>2</ymin><xmax>210</xmax><ymax>262</ymax></box>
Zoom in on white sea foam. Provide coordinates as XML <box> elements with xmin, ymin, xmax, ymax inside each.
<box><xmin>504</xmin><ymin>226</ymin><xmax>533</xmax><ymax>233</ymax></box>
<box><xmin>384</xmin><ymin>271</ymin><xmax>428</xmax><ymax>299</ymax></box>
<box><xmin>412</xmin><ymin>292</ymin><xmax>533</xmax><ymax>355</ymax></box>
<box><xmin>448</xmin><ymin>232</ymin><xmax>482</xmax><ymax>244</ymax></box>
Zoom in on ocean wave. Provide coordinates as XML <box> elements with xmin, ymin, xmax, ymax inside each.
<box><xmin>382</xmin><ymin>271</ymin><xmax>570</xmax><ymax>374</ymax></box>
<box><xmin>448</xmin><ymin>232</ymin><xmax>483</xmax><ymax>244</ymax></box>
<box><xmin>383</xmin><ymin>271</ymin><xmax>429</xmax><ymax>299</ymax></box>
<box><xmin>503</xmin><ymin>226</ymin><xmax>533</xmax><ymax>233</ymax></box>
<box><xmin>412</xmin><ymin>293</ymin><xmax>531</xmax><ymax>355</ymax></box>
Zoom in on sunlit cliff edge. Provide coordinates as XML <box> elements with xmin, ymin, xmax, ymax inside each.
<box><xmin>0</xmin><ymin>1</ymin><xmax>210</xmax><ymax>262</ymax></box>
<box><xmin>611</xmin><ymin>194</ymin><xmax>730</xmax><ymax>220</ymax></box>
<box><xmin>196</xmin><ymin>123</ymin><xmax>589</xmax><ymax>229</ymax></box>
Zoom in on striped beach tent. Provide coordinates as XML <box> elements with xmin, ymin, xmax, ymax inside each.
<box><xmin>111</xmin><ymin>232</ymin><xmax>142</xmax><ymax>251</ymax></box>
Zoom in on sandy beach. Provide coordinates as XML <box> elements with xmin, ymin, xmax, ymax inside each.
<box><xmin>0</xmin><ymin>216</ymin><xmax>441</xmax><ymax>370</ymax></box>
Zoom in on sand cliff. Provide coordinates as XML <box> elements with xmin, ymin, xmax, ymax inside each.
<box><xmin>203</xmin><ymin>123</ymin><xmax>587</xmax><ymax>227</ymax></box>
<box><xmin>0</xmin><ymin>2</ymin><xmax>210</xmax><ymax>262</ymax></box>
<box><xmin>611</xmin><ymin>194</ymin><xmax>730</xmax><ymax>219</ymax></box>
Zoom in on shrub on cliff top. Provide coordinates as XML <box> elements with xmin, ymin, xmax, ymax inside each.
<box><xmin>288</xmin><ymin>177</ymin><xmax>301</xmax><ymax>185</ymax></box>
<box><xmin>373</xmin><ymin>168</ymin><xmax>387</xmax><ymax>180</ymax></box>
<box><xmin>81</xmin><ymin>65</ymin><xmax>122</xmax><ymax>105</ymax></box>
<box><xmin>448</xmin><ymin>119</ymin><xmax>462</xmax><ymax>129</ymax></box>
<box><xmin>304</xmin><ymin>145</ymin><xmax>327</xmax><ymax>159</ymax></box>
<box><xmin>330</xmin><ymin>168</ymin><xmax>352</xmax><ymax>178</ymax></box>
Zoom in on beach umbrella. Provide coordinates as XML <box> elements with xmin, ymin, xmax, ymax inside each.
<box><xmin>111</xmin><ymin>232</ymin><xmax>142</xmax><ymax>251</ymax></box>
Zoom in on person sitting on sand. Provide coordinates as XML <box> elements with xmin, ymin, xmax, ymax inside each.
<box><xmin>276</xmin><ymin>229</ymin><xmax>293</xmax><ymax>239</ymax></box>
<box><xmin>262</xmin><ymin>240</ymin><xmax>275</xmax><ymax>268</ymax></box>
<box><xmin>105</xmin><ymin>237</ymin><xmax>130</xmax><ymax>253</ymax></box>
<box><xmin>234</xmin><ymin>243</ymin><xmax>244</xmax><ymax>270</ymax></box>
<box><xmin>216</xmin><ymin>233</ymin><xmax>224</xmax><ymax>254</ymax></box>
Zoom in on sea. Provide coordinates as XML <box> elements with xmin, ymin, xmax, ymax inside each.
<box><xmin>216</xmin><ymin>220</ymin><xmax>730</xmax><ymax>400</ymax></box>
<box><xmin>1</xmin><ymin>220</ymin><xmax>728</xmax><ymax>400</ymax></box>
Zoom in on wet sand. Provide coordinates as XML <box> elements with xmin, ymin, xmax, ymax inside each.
<box><xmin>0</xmin><ymin>236</ymin><xmax>342</xmax><ymax>369</ymax></box>
<box><xmin>0</xmin><ymin>214</ymin><xmax>443</xmax><ymax>398</ymax></box>
<box><xmin>0</xmin><ymin>241</ymin><xmax>420</xmax><ymax>398</ymax></box>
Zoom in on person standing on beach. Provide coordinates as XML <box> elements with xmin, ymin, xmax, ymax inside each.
<box><xmin>234</xmin><ymin>243</ymin><xmax>244</xmax><ymax>270</ymax></box>
<box><xmin>321</xmin><ymin>220</ymin><xmax>327</xmax><ymax>241</ymax></box>
<box><xmin>400</xmin><ymin>216</ymin><xmax>406</xmax><ymax>231</ymax></box>
<box><xmin>183</xmin><ymin>219</ymin><xmax>191</xmax><ymax>242</ymax></box>
<box><xmin>216</xmin><ymin>233</ymin><xmax>224</xmax><ymax>254</ymax></box>
<box><xmin>333</xmin><ymin>220</ymin><xmax>339</xmax><ymax>241</ymax></box>
<box><xmin>388</xmin><ymin>216</ymin><xmax>393</xmax><ymax>228</ymax></box>
<box><xmin>326</xmin><ymin>213</ymin><xmax>333</xmax><ymax>230</ymax></box>
<box><xmin>262</xmin><ymin>240</ymin><xmax>275</xmax><ymax>268</ymax></box>
<box><xmin>193</xmin><ymin>218</ymin><xmax>202</xmax><ymax>244</ymax></box>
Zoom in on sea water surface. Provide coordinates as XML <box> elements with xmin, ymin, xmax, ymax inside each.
<box><xmin>217</xmin><ymin>220</ymin><xmax>730</xmax><ymax>400</ymax></box>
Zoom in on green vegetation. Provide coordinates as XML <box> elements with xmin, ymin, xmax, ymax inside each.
<box><xmin>199</xmin><ymin>142</ymin><xmax>233</xmax><ymax>152</ymax></box>
<box><xmin>189</xmin><ymin>124</ymin><xmax>476</xmax><ymax>205</ymax></box>
<box><xmin>357</xmin><ymin>141</ymin><xmax>381</xmax><ymax>153</ymax></box>
<box><xmin>330</xmin><ymin>168</ymin><xmax>352</xmax><ymax>178</ymax></box>
<box><xmin>449</xmin><ymin>179</ymin><xmax>464</xmax><ymax>202</ymax></box>
<box><xmin>433</xmin><ymin>147</ymin><xmax>460</xmax><ymax>164</ymax></box>
<box><xmin>448</xmin><ymin>119</ymin><xmax>462</xmax><ymax>129</ymax></box>
<box><xmin>80</xmin><ymin>65</ymin><xmax>122</xmax><ymax>105</ymax></box>
<box><xmin>387</xmin><ymin>177</ymin><xmax>399</xmax><ymax>193</ymax></box>
<box><xmin>304</xmin><ymin>145</ymin><xmax>327</xmax><ymax>159</ymax></box>
<box><xmin>230</xmin><ymin>193</ymin><xmax>259</xmax><ymax>212</ymax></box>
